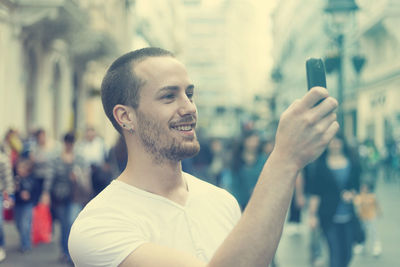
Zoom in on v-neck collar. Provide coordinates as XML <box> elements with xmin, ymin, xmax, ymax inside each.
<box><xmin>114</xmin><ymin>173</ymin><xmax>192</xmax><ymax>209</ymax></box>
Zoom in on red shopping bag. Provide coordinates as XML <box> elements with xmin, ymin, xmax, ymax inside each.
<box><xmin>32</xmin><ymin>203</ymin><xmax>52</xmax><ymax>245</ymax></box>
<box><xmin>3</xmin><ymin>207</ymin><xmax>13</xmax><ymax>221</ymax></box>
<box><xmin>2</xmin><ymin>197</ymin><xmax>14</xmax><ymax>221</ymax></box>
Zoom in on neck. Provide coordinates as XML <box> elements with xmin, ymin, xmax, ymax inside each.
<box><xmin>118</xmin><ymin>143</ymin><xmax>188</xmax><ymax>205</ymax></box>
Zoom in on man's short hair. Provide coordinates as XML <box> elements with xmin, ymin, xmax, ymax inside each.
<box><xmin>101</xmin><ymin>47</ymin><xmax>174</xmax><ymax>134</ymax></box>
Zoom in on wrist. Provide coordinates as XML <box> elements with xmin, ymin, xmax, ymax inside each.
<box><xmin>268</xmin><ymin>149</ymin><xmax>301</xmax><ymax>176</ymax></box>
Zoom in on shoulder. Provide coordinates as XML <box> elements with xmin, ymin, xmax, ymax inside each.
<box><xmin>186</xmin><ymin>172</ymin><xmax>236</xmax><ymax>200</ymax></box>
<box><xmin>69</xmin><ymin>181</ymin><xmax>151</xmax><ymax>266</ymax></box>
<box><xmin>185</xmin><ymin>172</ymin><xmax>241</xmax><ymax>219</ymax></box>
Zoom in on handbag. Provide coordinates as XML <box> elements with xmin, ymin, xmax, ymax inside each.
<box><xmin>2</xmin><ymin>197</ymin><xmax>13</xmax><ymax>221</ymax></box>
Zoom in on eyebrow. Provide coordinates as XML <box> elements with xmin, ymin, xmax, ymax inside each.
<box><xmin>158</xmin><ymin>84</ymin><xmax>195</xmax><ymax>93</ymax></box>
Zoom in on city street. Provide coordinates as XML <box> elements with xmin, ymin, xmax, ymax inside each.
<box><xmin>0</xmin><ymin>178</ymin><xmax>399</xmax><ymax>267</ymax></box>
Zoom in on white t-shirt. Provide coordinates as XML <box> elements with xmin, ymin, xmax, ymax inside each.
<box><xmin>68</xmin><ymin>172</ymin><xmax>241</xmax><ymax>267</ymax></box>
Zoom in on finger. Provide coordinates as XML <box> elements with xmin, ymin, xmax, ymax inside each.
<box><xmin>321</xmin><ymin>120</ymin><xmax>340</xmax><ymax>145</ymax></box>
<box><xmin>302</xmin><ymin>87</ymin><xmax>329</xmax><ymax>108</ymax></box>
<box><xmin>310</xmin><ymin>97</ymin><xmax>338</xmax><ymax>123</ymax></box>
<box><xmin>314</xmin><ymin>112</ymin><xmax>337</xmax><ymax>136</ymax></box>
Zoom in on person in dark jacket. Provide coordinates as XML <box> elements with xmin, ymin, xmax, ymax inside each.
<box><xmin>14</xmin><ymin>158</ymin><xmax>35</xmax><ymax>252</ymax></box>
<box><xmin>51</xmin><ymin>132</ymin><xmax>91</xmax><ymax>264</ymax></box>
<box><xmin>308</xmin><ymin>133</ymin><xmax>361</xmax><ymax>267</ymax></box>
<box><xmin>230</xmin><ymin>131</ymin><xmax>267</xmax><ymax>210</ymax></box>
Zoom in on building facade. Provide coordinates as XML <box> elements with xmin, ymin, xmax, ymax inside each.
<box><xmin>356</xmin><ymin>0</ymin><xmax>400</xmax><ymax>149</ymax></box>
<box><xmin>271</xmin><ymin>0</ymin><xmax>331</xmax><ymax>115</ymax></box>
<box><xmin>0</xmin><ymin>0</ymin><xmax>86</xmax><ymax>140</ymax></box>
<box><xmin>271</xmin><ymin>0</ymin><xmax>400</xmax><ymax>149</ymax></box>
<box><xmin>0</xmin><ymin>0</ymin><xmax>186</xmax><ymax>146</ymax></box>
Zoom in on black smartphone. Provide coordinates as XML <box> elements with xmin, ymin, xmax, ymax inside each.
<box><xmin>306</xmin><ymin>58</ymin><xmax>327</xmax><ymax>90</ymax></box>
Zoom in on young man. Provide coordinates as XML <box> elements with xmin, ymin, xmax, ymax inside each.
<box><xmin>69</xmin><ymin>47</ymin><xmax>339</xmax><ymax>267</ymax></box>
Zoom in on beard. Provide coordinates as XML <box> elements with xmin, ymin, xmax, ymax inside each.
<box><xmin>135</xmin><ymin>110</ymin><xmax>200</xmax><ymax>163</ymax></box>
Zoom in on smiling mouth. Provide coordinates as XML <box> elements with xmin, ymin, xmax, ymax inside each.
<box><xmin>171</xmin><ymin>123</ymin><xmax>196</xmax><ymax>132</ymax></box>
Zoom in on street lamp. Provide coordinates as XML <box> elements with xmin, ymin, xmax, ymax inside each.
<box><xmin>324</xmin><ymin>0</ymin><xmax>359</xmax><ymax>130</ymax></box>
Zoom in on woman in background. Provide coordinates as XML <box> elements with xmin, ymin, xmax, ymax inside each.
<box><xmin>308</xmin><ymin>133</ymin><xmax>361</xmax><ymax>267</ymax></box>
<box><xmin>29</xmin><ymin>129</ymin><xmax>54</xmax><ymax>206</ymax></box>
<box><xmin>231</xmin><ymin>131</ymin><xmax>266</xmax><ymax>210</ymax></box>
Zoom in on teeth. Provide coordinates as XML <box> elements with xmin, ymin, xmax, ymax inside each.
<box><xmin>174</xmin><ymin>125</ymin><xmax>192</xmax><ymax>131</ymax></box>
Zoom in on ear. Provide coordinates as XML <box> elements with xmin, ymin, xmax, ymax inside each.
<box><xmin>113</xmin><ymin>104</ymin><xmax>136</xmax><ymax>131</ymax></box>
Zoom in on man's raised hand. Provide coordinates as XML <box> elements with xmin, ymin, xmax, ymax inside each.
<box><xmin>273</xmin><ymin>87</ymin><xmax>339</xmax><ymax>171</ymax></box>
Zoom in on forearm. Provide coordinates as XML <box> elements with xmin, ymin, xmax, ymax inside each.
<box><xmin>209</xmin><ymin>151</ymin><xmax>299</xmax><ymax>267</ymax></box>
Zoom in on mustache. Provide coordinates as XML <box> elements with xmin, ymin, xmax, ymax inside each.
<box><xmin>171</xmin><ymin>115</ymin><xmax>197</xmax><ymax>125</ymax></box>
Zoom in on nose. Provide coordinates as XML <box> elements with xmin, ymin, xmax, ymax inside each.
<box><xmin>178</xmin><ymin>94</ymin><xmax>197</xmax><ymax>117</ymax></box>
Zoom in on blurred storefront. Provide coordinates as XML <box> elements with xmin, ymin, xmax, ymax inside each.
<box><xmin>0</xmin><ymin>0</ymin><xmax>128</xmax><ymax>144</ymax></box>
<box><xmin>271</xmin><ymin>0</ymin><xmax>329</xmax><ymax>117</ymax></box>
<box><xmin>0</xmin><ymin>0</ymin><xmax>186</xmax><ymax>145</ymax></box>
<box><xmin>0</xmin><ymin>0</ymin><xmax>86</xmax><ymax>139</ymax></box>
<box><xmin>356</xmin><ymin>0</ymin><xmax>400</xmax><ymax>149</ymax></box>
<box><xmin>270</xmin><ymin>0</ymin><xmax>400</xmax><ymax>150</ymax></box>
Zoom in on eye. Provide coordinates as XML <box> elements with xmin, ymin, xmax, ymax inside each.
<box><xmin>163</xmin><ymin>93</ymin><xmax>176</xmax><ymax>100</ymax></box>
<box><xmin>186</xmin><ymin>90</ymin><xmax>194</xmax><ymax>100</ymax></box>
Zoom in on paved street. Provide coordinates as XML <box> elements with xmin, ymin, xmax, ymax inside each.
<box><xmin>0</xmin><ymin>178</ymin><xmax>399</xmax><ymax>267</ymax></box>
<box><xmin>1</xmin><ymin>221</ymin><xmax>70</xmax><ymax>267</ymax></box>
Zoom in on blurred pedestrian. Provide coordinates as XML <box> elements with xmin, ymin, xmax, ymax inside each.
<box><xmin>107</xmin><ymin>136</ymin><xmax>128</xmax><ymax>178</ymax></box>
<box><xmin>309</xmin><ymin>133</ymin><xmax>361</xmax><ymax>267</ymax></box>
<box><xmin>182</xmin><ymin>129</ymin><xmax>213</xmax><ymax>182</ymax></box>
<box><xmin>359</xmin><ymin>139</ymin><xmax>380</xmax><ymax>191</ymax></box>
<box><xmin>13</xmin><ymin>158</ymin><xmax>35</xmax><ymax>253</ymax></box>
<box><xmin>383</xmin><ymin>137</ymin><xmax>398</xmax><ymax>183</ymax></box>
<box><xmin>29</xmin><ymin>129</ymin><xmax>55</xmax><ymax>206</ymax></box>
<box><xmin>231</xmin><ymin>131</ymin><xmax>266</xmax><ymax>210</ymax></box>
<box><xmin>76</xmin><ymin>126</ymin><xmax>108</xmax><ymax>196</ymax></box>
<box><xmin>353</xmin><ymin>181</ymin><xmax>382</xmax><ymax>256</ymax></box>
<box><xmin>0</xmin><ymin>149</ymin><xmax>15</xmax><ymax>262</ymax></box>
<box><xmin>207</xmin><ymin>138</ymin><xmax>226</xmax><ymax>186</ymax></box>
<box><xmin>3</xmin><ymin>128</ymin><xmax>23</xmax><ymax>171</ymax></box>
<box><xmin>304</xmin><ymin>161</ymin><xmax>325</xmax><ymax>267</ymax></box>
<box><xmin>51</xmin><ymin>132</ymin><xmax>91</xmax><ymax>264</ymax></box>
